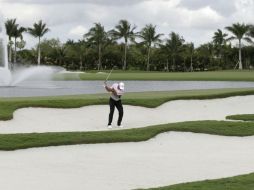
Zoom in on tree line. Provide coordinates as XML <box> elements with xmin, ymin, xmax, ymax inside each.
<box><xmin>5</xmin><ymin>19</ymin><xmax>254</xmax><ymax>71</ymax></box>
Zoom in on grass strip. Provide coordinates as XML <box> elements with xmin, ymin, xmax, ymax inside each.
<box><xmin>1</xmin><ymin>120</ymin><xmax>254</xmax><ymax>150</ymax></box>
<box><xmin>1</xmin><ymin>88</ymin><xmax>254</xmax><ymax>120</ymax></box>
<box><xmin>227</xmin><ymin>114</ymin><xmax>254</xmax><ymax>121</ymax></box>
<box><xmin>138</xmin><ymin>172</ymin><xmax>254</xmax><ymax>190</ymax></box>
<box><xmin>54</xmin><ymin>70</ymin><xmax>254</xmax><ymax>81</ymax></box>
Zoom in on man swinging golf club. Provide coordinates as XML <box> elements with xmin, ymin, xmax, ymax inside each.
<box><xmin>104</xmin><ymin>68</ymin><xmax>125</xmax><ymax>129</ymax></box>
<box><xmin>104</xmin><ymin>81</ymin><xmax>125</xmax><ymax>129</ymax></box>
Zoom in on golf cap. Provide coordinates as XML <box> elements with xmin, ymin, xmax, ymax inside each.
<box><xmin>119</xmin><ymin>82</ymin><xmax>125</xmax><ymax>90</ymax></box>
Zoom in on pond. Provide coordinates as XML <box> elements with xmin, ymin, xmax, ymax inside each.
<box><xmin>1</xmin><ymin>80</ymin><xmax>254</xmax><ymax>97</ymax></box>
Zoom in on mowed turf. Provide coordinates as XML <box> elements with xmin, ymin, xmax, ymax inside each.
<box><xmin>0</xmin><ymin>88</ymin><xmax>254</xmax><ymax>150</ymax></box>
<box><xmin>0</xmin><ymin>122</ymin><xmax>254</xmax><ymax>190</ymax></box>
<box><xmin>1</xmin><ymin>120</ymin><xmax>254</xmax><ymax>150</ymax></box>
<box><xmin>55</xmin><ymin>70</ymin><xmax>254</xmax><ymax>81</ymax></box>
<box><xmin>139</xmin><ymin>173</ymin><xmax>254</xmax><ymax>190</ymax></box>
<box><xmin>227</xmin><ymin>114</ymin><xmax>254</xmax><ymax>121</ymax></box>
<box><xmin>1</xmin><ymin>121</ymin><xmax>254</xmax><ymax>189</ymax></box>
<box><xmin>1</xmin><ymin>88</ymin><xmax>254</xmax><ymax>120</ymax></box>
<box><xmin>1</xmin><ymin>88</ymin><xmax>254</xmax><ymax>189</ymax></box>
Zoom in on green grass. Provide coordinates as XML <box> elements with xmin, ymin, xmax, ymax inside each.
<box><xmin>1</xmin><ymin>120</ymin><xmax>254</xmax><ymax>151</ymax></box>
<box><xmin>1</xmin><ymin>88</ymin><xmax>254</xmax><ymax>188</ymax></box>
<box><xmin>0</xmin><ymin>88</ymin><xmax>254</xmax><ymax>150</ymax></box>
<box><xmin>55</xmin><ymin>70</ymin><xmax>254</xmax><ymax>81</ymax></box>
<box><xmin>139</xmin><ymin>173</ymin><xmax>254</xmax><ymax>190</ymax></box>
<box><xmin>1</xmin><ymin>88</ymin><xmax>254</xmax><ymax>120</ymax></box>
<box><xmin>227</xmin><ymin>114</ymin><xmax>254</xmax><ymax>121</ymax></box>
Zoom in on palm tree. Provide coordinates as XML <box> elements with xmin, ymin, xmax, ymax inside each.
<box><xmin>197</xmin><ymin>43</ymin><xmax>215</xmax><ymax>70</ymax></box>
<box><xmin>5</xmin><ymin>19</ymin><xmax>16</xmax><ymax>63</ymax></box>
<box><xmin>84</xmin><ymin>23</ymin><xmax>109</xmax><ymax>70</ymax></box>
<box><xmin>213</xmin><ymin>29</ymin><xmax>228</xmax><ymax>64</ymax></box>
<box><xmin>186</xmin><ymin>42</ymin><xmax>195</xmax><ymax>72</ymax></box>
<box><xmin>138</xmin><ymin>24</ymin><xmax>163</xmax><ymax>71</ymax></box>
<box><xmin>109</xmin><ymin>20</ymin><xmax>136</xmax><ymax>70</ymax></box>
<box><xmin>27</xmin><ymin>20</ymin><xmax>50</xmax><ymax>65</ymax></box>
<box><xmin>163</xmin><ymin>32</ymin><xmax>185</xmax><ymax>71</ymax></box>
<box><xmin>12</xmin><ymin>25</ymin><xmax>26</xmax><ymax>63</ymax></box>
<box><xmin>77</xmin><ymin>40</ymin><xmax>88</xmax><ymax>70</ymax></box>
<box><xmin>66</xmin><ymin>39</ymin><xmax>87</xmax><ymax>70</ymax></box>
<box><xmin>55</xmin><ymin>45</ymin><xmax>67</xmax><ymax>66</ymax></box>
<box><xmin>248</xmin><ymin>25</ymin><xmax>254</xmax><ymax>38</ymax></box>
<box><xmin>213</xmin><ymin>29</ymin><xmax>228</xmax><ymax>45</ymax></box>
<box><xmin>225</xmin><ymin>23</ymin><xmax>252</xmax><ymax>69</ymax></box>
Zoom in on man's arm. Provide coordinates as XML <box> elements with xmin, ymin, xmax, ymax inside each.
<box><xmin>104</xmin><ymin>84</ymin><xmax>112</xmax><ymax>92</ymax></box>
<box><xmin>104</xmin><ymin>82</ymin><xmax>117</xmax><ymax>95</ymax></box>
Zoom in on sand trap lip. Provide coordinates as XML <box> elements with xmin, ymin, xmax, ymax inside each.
<box><xmin>1</xmin><ymin>95</ymin><xmax>254</xmax><ymax>134</ymax></box>
<box><xmin>1</xmin><ymin>96</ymin><xmax>254</xmax><ymax>189</ymax></box>
<box><xmin>1</xmin><ymin>132</ymin><xmax>254</xmax><ymax>190</ymax></box>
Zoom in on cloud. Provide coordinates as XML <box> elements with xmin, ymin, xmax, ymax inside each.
<box><xmin>0</xmin><ymin>0</ymin><xmax>150</xmax><ymax>5</ymax></box>
<box><xmin>69</xmin><ymin>25</ymin><xmax>87</xmax><ymax>36</ymax></box>
<box><xmin>0</xmin><ymin>0</ymin><xmax>253</xmax><ymax>49</ymax></box>
<box><xmin>231</xmin><ymin>0</ymin><xmax>254</xmax><ymax>24</ymax></box>
<box><xmin>178</xmin><ymin>0</ymin><xmax>237</xmax><ymax>16</ymax></box>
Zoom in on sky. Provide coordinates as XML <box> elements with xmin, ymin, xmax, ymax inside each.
<box><xmin>0</xmin><ymin>0</ymin><xmax>254</xmax><ymax>48</ymax></box>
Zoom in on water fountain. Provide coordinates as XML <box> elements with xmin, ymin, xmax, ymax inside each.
<box><xmin>0</xmin><ymin>13</ymin><xmax>12</xmax><ymax>85</ymax></box>
<box><xmin>0</xmin><ymin>13</ymin><xmax>60</xmax><ymax>87</ymax></box>
<box><xmin>0</xmin><ymin>13</ymin><xmax>92</xmax><ymax>97</ymax></box>
<box><xmin>1</xmin><ymin>13</ymin><xmax>254</xmax><ymax>97</ymax></box>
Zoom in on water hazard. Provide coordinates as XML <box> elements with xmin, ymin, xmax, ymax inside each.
<box><xmin>1</xmin><ymin>80</ymin><xmax>254</xmax><ymax>97</ymax></box>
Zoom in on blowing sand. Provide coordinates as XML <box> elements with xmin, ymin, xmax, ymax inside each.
<box><xmin>1</xmin><ymin>95</ymin><xmax>254</xmax><ymax>133</ymax></box>
<box><xmin>1</xmin><ymin>132</ymin><xmax>254</xmax><ymax>190</ymax></box>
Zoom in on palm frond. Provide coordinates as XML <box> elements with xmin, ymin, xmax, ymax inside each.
<box><xmin>27</xmin><ymin>20</ymin><xmax>49</xmax><ymax>38</ymax></box>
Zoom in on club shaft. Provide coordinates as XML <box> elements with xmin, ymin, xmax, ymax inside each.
<box><xmin>105</xmin><ymin>68</ymin><xmax>114</xmax><ymax>81</ymax></box>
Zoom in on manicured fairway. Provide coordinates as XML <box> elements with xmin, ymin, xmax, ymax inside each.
<box><xmin>55</xmin><ymin>70</ymin><xmax>254</xmax><ymax>81</ymax></box>
<box><xmin>0</xmin><ymin>88</ymin><xmax>254</xmax><ymax>150</ymax></box>
<box><xmin>1</xmin><ymin>88</ymin><xmax>254</xmax><ymax>189</ymax></box>
<box><xmin>140</xmin><ymin>172</ymin><xmax>254</xmax><ymax>190</ymax></box>
<box><xmin>1</xmin><ymin>120</ymin><xmax>254</xmax><ymax>150</ymax></box>
<box><xmin>1</xmin><ymin>88</ymin><xmax>254</xmax><ymax>120</ymax></box>
<box><xmin>227</xmin><ymin>114</ymin><xmax>254</xmax><ymax>121</ymax></box>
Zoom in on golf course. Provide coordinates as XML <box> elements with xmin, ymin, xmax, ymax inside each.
<box><xmin>0</xmin><ymin>70</ymin><xmax>254</xmax><ymax>189</ymax></box>
<box><xmin>58</xmin><ymin>70</ymin><xmax>254</xmax><ymax>81</ymax></box>
<box><xmin>1</xmin><ymin>0</ymin><xmax>254</xmax><ymax>188</ymax></box>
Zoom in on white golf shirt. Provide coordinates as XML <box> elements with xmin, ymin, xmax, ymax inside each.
<box><xmin>110</xmin><ymin>83</ymin><xmax>124</xmax><ymax>101</ymax></box>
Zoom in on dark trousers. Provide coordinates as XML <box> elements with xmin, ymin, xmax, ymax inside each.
<box><xmin>108</xmin><ymin>98</ymin><xmax>124</xmax><ymax>126</ymax></box>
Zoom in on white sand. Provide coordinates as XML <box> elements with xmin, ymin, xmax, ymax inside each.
<box><xmin>1</xmin><ymin>95</ymin><xmax>254</xmax><ymax>134</ymax></box>
<box><xmin>1</xmin><ymin>96</ymin><xmax>254</xmax><ymax>189</ymax></box>
<box><xmin>1</xmin><ymin>132</ymin><xmax>254</xmax><ymax>190</ymax></box>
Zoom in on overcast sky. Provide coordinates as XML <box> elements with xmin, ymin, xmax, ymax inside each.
<box><xmin>0</xmin><ymin>0</ymin><xmax>254</xmax><ymax>48</ymax></box>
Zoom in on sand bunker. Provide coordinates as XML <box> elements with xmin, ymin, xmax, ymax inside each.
<box><xmin>1</xmin><ymin>96</ymin><xmax>254</xmax><ymax>189</ymax></box>
<box><xmin>1</xmin><ymin>95</ymin><xmax>254</xmax><ymax>134</ymax></box>
<box><xmin>0</xmin><ymin>132</ymin><xmax>254</xmax><ymax>190</ymax></box>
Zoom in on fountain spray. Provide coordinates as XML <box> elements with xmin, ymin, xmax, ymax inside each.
<box><xmin>0</xmin><ymin>12</ymin><xmax>12</xmax><ymax>86</ymax></box>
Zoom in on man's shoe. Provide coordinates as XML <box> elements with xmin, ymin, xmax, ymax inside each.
<box><xmin>118</xmin><ymin>125</ymin><xmax>123</xmax><ymax>128</ymax></box>
<box><xmin>108</xmin><ymin>125</ymin><xmax>112</xmax><ymax>129</ymax></box>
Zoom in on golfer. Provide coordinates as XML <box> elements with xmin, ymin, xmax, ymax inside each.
<box><xmin>104</xmin><ymin>81</ymin><xmax>125</xmax><ymax>129</ymax></box>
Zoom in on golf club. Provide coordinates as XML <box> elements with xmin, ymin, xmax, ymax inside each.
<box><xmin>105</xmin><ymin>66</ymin><xmax>115</xmax><ymax>82</ymax></box>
